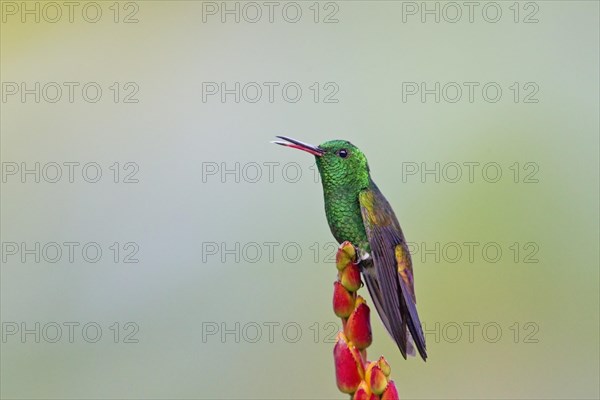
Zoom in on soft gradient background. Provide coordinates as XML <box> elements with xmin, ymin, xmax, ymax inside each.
<box><xmin>1</xmin><ymin>1</ymin><xmax>598</xmax><ymax>399</ymax></box>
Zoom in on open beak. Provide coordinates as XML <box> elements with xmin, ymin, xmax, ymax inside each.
<box><xmin>271</xmin><ymin>136</ymin><xmax>324</xmax><ymax>157</ymax></box>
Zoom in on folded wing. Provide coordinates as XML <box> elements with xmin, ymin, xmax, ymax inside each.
<box><xmin>358</xmin><ymin>186</ymin><xmax>427</xmax><ymax>360</ymax></box>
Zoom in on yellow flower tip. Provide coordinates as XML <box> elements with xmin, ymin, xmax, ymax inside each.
<box><xmin>366</xmin><ymin>363</ymin><xmax>388</xmax><ymax>396</ymax></box>
<box><xmin>336</xmin><ymin>241</ymin><xmax>357</xmax><ymax>270</ymax></box>
<box><xmin>377</xmin><ymin>356</ymin><xmax>391</xmax><ymax>377</ymax></box>
<box><xmin>355</xmin><ymin>295</ymin><xmax>366</xmax><ymax>306</ymax></box>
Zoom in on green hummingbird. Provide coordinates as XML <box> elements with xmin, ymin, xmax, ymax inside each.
<box><xmin>272</xmin><ymin>136</ymin><xmax>427</xmax><ymax>361</ymax></box>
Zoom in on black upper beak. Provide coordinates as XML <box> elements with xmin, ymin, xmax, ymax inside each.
<box><xmin>271</xmin><ymin>136</ymin><xmax>324</xmax><ymax>157</ymax></box>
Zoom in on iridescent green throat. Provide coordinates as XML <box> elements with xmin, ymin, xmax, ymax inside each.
<box><xmin>315</xmin><ymin>153</ymin><xmax>371</xmax><ymax>250</ymax></box>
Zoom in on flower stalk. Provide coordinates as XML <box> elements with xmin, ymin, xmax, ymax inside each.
<box><xmin>333</xmin><ymin>241</ymin><xmax>400</xmax><ymax>400</ymax></box>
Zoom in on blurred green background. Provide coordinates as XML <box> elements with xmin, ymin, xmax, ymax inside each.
<box><xmin>1</xmin><ymin>1</ymin><xmax>598</xmax><ymax>399</ymax></box>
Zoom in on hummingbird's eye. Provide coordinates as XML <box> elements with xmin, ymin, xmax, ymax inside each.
<box><xmin>338</xmin><ymin>149</ymin><xmax>349</xmax><ymax>158</ymax></box>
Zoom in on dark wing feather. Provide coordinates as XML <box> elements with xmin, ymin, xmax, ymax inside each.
<box><xmin>358</xmin><ymin>186</ymin><xmax>427</xmax><ymax>360</ymax></box>
<box><xmin>360</xmin><ymin>258</ymin><xmax>406</xmax><ymax>355</ymax></box>
<box><xmin>395</xmin><ymin>242</ymin><xmax>426</xmax><ymax>359</ymax></box>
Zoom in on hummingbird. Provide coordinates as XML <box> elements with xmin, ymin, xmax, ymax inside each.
<box><xmin>272</xmin><ymin>136</ymin><xmax>427</xmax><ymax>361</ymax></box>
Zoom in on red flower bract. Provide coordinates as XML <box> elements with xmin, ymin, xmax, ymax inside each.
<box><xmin>333</xmin><ymin>281</ymin><xmax>355</xmax><ymax>318</ymax></box>
<box><xmin>333</xmin><ymin>333</ymin><xmax>363</xmax><ymax>394</ymax></box>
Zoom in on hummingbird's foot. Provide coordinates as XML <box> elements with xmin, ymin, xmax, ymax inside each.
<box><xmin>356</xmin><ymin>247</ymin><xmax>371</xmax><ymax>262</ymax></box>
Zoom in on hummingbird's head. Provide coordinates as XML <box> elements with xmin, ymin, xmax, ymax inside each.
<box><xmin>272</xmin><ymin>136</ymin><xmax>371</xmax><ymax>191</ymax></box>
